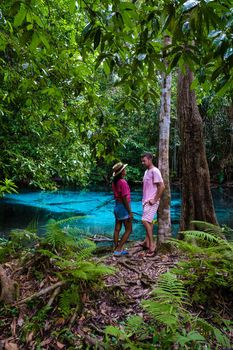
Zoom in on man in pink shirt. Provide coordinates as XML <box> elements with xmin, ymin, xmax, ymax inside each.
<box><xmin>141</xmin><ymin>152</ymin><xmax>165</xmax><ymax>256</ymax></box>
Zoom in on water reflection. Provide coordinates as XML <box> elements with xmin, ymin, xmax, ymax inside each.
<box><xmin>0</xmin><ymin>187</ymin><xmax>232</xmax><ymax>240</ymax></box>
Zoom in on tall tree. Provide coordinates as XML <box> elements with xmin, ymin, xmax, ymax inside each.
<box><xmin>158</xmin><ymin>35</ymin><xmax>172</xmax><ymax>242</ymax></box>
<box><xmin>177</xmin><ymin>67</ymin><xmax>218</xmax><ymax>230</ymax></box>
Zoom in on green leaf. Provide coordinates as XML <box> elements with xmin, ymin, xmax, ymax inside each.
<box><xmin>169</xmin><ymin>53</ymin><xmax>181</xmax><ymax>71</ymax></box>
<box><xmin>182</xmin><ymin>0</ymin><xmax>200</xmax><ymax>12</ymax></box>
<box><xmin>119</xmin><ymin>2</ymin><xmax>136</xmax><ymax>11</ymax></box>
<box><xmin>69</xmin><ymin>0</ymin><xmax>76</xmax><ymax>13</ymax></box>
<box><xmin>105</xmin><ymin>326</ymin><xmax>125</xmax><ymax>338</ymax></box>
<box><xmin>94</xmin><ymin>27</ymin><xmax>101</xmax><ymax>49</ymax></box>
<box><xmin>39</xmin><ymin>33</ymin><xmax>50</xmax><ymax>49</ymax></box>
<box><xmin>14</xmin><ymin>4</ymin><xmax>27</xmax><ymax>27</ymax></box>
<box><xmin>30</xmin><ymin>32</ymin><xmax>41</xmax><ymax>51</ymax></box>
<box><xmin>81</xmin><ymin>22</ymin><xmax>93</xmax><ymax>41</ymax></box>
<box><xmin>103</xmin><ymin>59</ymin><xmax>110</xmax><ymax>75</ymax></box>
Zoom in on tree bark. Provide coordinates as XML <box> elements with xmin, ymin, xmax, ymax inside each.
<box><xmin>158</xmin><ymin>36</ymin><xmax>172</xmax><ymax>243</ymax></box>
<box><xmin>177</xmin><ymin>67</ymin><xmax>218</xmax><ymax>230</ymax></box>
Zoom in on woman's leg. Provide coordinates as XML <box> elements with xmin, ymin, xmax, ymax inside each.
<box><xmin>114</xmin><ymin>217</ymin><xmax>122</xmax><ymax>249</ymax></box>
<box><xmin>117</xmin><ymin>218</ymin><xmax>132</xmax><ymax>250</ymax></box>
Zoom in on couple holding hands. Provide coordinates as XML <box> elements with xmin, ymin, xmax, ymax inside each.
<box><xmin>112</xmin><ymin>152</ymin><xmax>165</xmax><ymax>257</ymax></box>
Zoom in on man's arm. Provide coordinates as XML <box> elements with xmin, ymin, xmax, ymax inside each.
<box><xmin>149</xmin><ymin>182</ymin><xmax>165</xmax><ymax>205</ymax></box>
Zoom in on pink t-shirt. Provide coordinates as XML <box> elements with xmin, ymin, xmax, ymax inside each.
<box><xmin>142</xmin><ymin>167</ymin><xmax>163</xmax><ymax>205</ymax></box>
<box><xmin>112</xmin><ymin>179</ymin><xmax>131</xmax><ymax>203</ymax></box>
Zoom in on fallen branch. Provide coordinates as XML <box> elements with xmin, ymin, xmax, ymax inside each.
<box><xmin>77</xmin><ymin>328</ymin><xmax>105</xmax><ymax>350</ymax></box>
<box><xmin>68</xmin><ymin>303</ymin><xmax>80</xmax><ymax>329</ymax></box>
<box><xmin>117</xmin><ymin>261</ymin><xmax>141</xmax><ymax>275</ymax></box>
<box><xmin>89</xmin><ymin>237</ymin><xmax>113</xmax><ymax>242</ymax></box>
<box><xmin>47</xmin><ymin>286</ymin><xmax>61</xmax><ymax>307</ymax></box>
<box><xmin>15</xmin><ymin>281</ymin><xmax>65</xmax><ymax>305</ymax></box>
<box><xmin>89</xmin><ymin>322</ymin><xmax>105</xmax><ymax>335</ymax></box>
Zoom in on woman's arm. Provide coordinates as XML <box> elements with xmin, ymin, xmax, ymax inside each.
<box><xmin>122</xmin><ymin>196</ymin><xmax>133</xmax><ymax>219</ymax></box>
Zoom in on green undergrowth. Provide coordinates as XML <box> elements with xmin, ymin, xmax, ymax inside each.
<box><xmin>0</xmin><ymin>218</ymin><xmax>115</xmax><ymax>347</ymax></box>
<box><xmin>103</xmin><ymin>221</ymin><xmax>233</xmax><ymax>350</ymax></box>
<box><xmin>0</xmin><ymin>220</ymin><xmax>232</xmax><ymax>349</ymax></box>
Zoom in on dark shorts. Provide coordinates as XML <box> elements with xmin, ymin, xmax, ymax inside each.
<box><xmin>114</xmin><ymin>202</ymin><xmax>130</xmax><ymax>221</ymax></box>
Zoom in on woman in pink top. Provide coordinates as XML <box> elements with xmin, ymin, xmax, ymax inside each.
<box><xmin>112</xmin><ymin>162</ymin><xmax>133</xmax><ymax>256</ymax></box>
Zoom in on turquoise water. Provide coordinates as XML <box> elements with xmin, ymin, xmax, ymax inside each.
<box><xmin>0</xmin><ymin>187</ymin><xmax>232</xmax><ymax>239</ymax></box>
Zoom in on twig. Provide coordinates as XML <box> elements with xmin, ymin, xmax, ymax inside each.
<box><xmin>89</xmin><ymin>237</ymin><xmax>113</xmax><ymax>242</ymax></box>
<box><xmin>90</xmin><ymin>322</ymin><xmax>105</xmax><ymax>335</ymax></box>
<box><xmin>47</xmin><ymin>286</ymin><xmax>61</xmax><ymax>307</ymax></box>
<box><xmin>68</xmin><ymin>303</ymin><xmax>80</xmax><ymax>329</ymax></box>
<box><xmin>15</xmin><ymin>281</ymin><xmax>65</xmax><ymax>305</ymax></box>
<box><xmin>77</xmin><ymin>327</ymin><xmax>105</xmax><ymax>350</ymax></box>
<box><xmin>117</xmin><ymin>261</ymin><xmax>141</xmax><ymax>274</ymax></box>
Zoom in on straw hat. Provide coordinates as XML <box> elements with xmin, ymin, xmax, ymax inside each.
<box><xmin>112</xmin><ymin>162</ymin><xmax>128</xmax><ymax>177</ymax></box>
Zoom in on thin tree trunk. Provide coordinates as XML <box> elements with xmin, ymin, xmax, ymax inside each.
<box><xmin>177</xmin><ymin>67</ymin><xmax>218</xmax><ymax>230</ymax></box>
<box><xmin>158</xmin><ymin>36</ymin><xmax>172</xmax><ymax>243</ymax></box>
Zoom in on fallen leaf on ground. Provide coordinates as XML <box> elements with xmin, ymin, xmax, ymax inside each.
<box><xmin>56</xmin><ymin>341</ymin><xmax>65</xmax><ymax>349</ymax></box>
<box><xmin>5</xmin><ymin>341</ymin><xmax>18</xmax><ymax>350</ymax></box>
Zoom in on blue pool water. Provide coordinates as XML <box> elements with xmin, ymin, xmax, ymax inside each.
<box><xmin>0</xmin><ymin>187</ymin><xmax>232</xmax><ymax>240</ymax></box>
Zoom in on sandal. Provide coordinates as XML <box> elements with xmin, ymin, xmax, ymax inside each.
<box><xmin>121</xmin><ymin>250</ymin><xmax>129</xmax><ymax>255</ymax></box>
<box><xmin>113</xmin><ymin>250</ymin><xmax>129</xmax><ymax>256</ymax></box>
<box><xmin>145</xmin><ymin>250</ymin><xmax>155</xmax><ymax>257</ymax></box>
<box><xmin>113</xmin><ymin>251</ymin><xmax>122</xmax><ymax>256</ymax></box>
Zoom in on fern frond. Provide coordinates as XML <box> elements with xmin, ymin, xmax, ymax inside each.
<box><xmin>10</xmin><ymin>229</ymin><xmax>39</xmax><ymax>248</ymax></box>
<box><xmin>184</xmin><ymin>231</ymin><xmax>233</xmax><ymax>252</ymax></box>
<box><xmin>56</xmin><ymin>215</ymin><xmax>88</xmax><ymax>226</ymax></box>
<box><xmin>56</xmin><ymin>258</ymin><xmax>114</xmax><ymax>281</ymax></box>
<box><xmin>168</xmin><ymin>238</ymin><xmax>204</xmax><ymax>254</ymax></box>
<box><xmin>45</xmin><ymin>219</ymin><xmax>67</xmax><ymax>249</ymax></box>
<box><xmin>195</xmin><ymin>317</ymin><xmax>231</xmax><ymax>348</ymax></box>
<box><xmin>37</xmin><ymin>249</ymin><xmax>62</xmax><ymax>260</ymax></box>
<box><xmin>191</xmin><ymin>221</ymin><xmax>225</xmax><ymax>238</ymax></box>
<box><xmin>74</xmin><ymin>238</ymin><xmax>96</xmax><ymax>260</ymax></box>
<box><xmin>153</xmin><ymin>272</ymin><xmax>190</xmax><ymax>306</ymax></box>
<box><xmin>26</xmin><ymin>217</ymin><xmax>39</xmax><ymax>234</ymax></box>
<box><xmin>183</xmin><ymin>230</ymin><xmax>222</xmax><ymax>243</ymax></box>
<box><xmin>142</xmin><ymin>300</ymin><xmax>179</xmax><ymax>327</ymax></box>
<box><xmin>125</xmin><ymin>315</ymin><xmax>146</xmax><ymax>335</ymax></box>
<box><xmin>58</xmin><ymin>284</ymin><xmax>81</xmax><ymax>317</ymax></box>
<box><xmin>142</xmin><ymin>273</ymin><xmax>189</xmax><ymax>330</ymax></box>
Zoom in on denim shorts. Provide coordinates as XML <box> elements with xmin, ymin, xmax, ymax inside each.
<box><xmin>114</xmin><ymin>201</ymin><xmax>130</xmax><ymax>221</ymax></box>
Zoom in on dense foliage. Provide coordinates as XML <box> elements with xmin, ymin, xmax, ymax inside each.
<box><xmin>0</xmin><ymin>0</ymin><xmax>232</xmax><ymax>189</ymax></box>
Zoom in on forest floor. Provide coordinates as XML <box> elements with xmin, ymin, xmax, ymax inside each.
<box><xmin>1</xmin><ymin>241</ymin><xmax>233</xmax><ymax>350</ymax></box>
<box><xmin>0</xmin><ymin>244</ymin><xmax>180</xmax><ymax>350</ymax></box>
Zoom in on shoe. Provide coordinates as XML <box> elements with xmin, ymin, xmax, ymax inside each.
<box><xmin>113</xmin><ymin>250</ymin><xmax>122</xmax><ymax>256</ymax></box>
<box><xmin>121</xmin><ymin>250</ymin><xmax>129</xmax><ymax>255</ymax></box>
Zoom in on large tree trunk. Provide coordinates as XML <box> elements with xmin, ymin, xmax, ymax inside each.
<box><xmin>158</xmin><ymin>36</ymin><xmax>172</xmax><ymax>243</ymax></box>
<box><xmin>177</xmin><ymin>67</ymin><xmax>218</xmax><ymax>230</ymax></box>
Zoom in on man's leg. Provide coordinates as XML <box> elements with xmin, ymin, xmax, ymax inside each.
<box><xmin>114</xmin><ymin>218</ymin><xmax>122</xmax><ymax>249</ymax></box>
<box><xmin>117</xmin><ymin>219</ymin><xmax>132</xmax><ymax>250</ymax></box>
<box><xmin>142</xmin><ymin>220</ymin><xmax>155</xmax><ymax>252</ymax></box>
